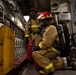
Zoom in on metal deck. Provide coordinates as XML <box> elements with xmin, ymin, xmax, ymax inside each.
<box><xmin>21</xmin><ymin>65</ymin><xmax>76</xmax><ymax>75</ymax></box>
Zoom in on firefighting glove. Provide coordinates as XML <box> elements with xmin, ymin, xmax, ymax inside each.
<box><xmin>33</xmin><ymin>45</ymin><xmax>41</xmax><ymax>51</ymax></box>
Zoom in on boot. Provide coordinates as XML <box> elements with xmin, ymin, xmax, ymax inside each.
<box><xmin>39</xmin><ymin>69</ymin><xmax>54</xmax><ymax>75</ymax></box>
<box><xmin>39</xmin><ymin>63</ymin><xmax>55</xmax><ymax>75</ymax></box>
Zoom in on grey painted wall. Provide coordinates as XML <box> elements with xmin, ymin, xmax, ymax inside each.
<box><xmin>70</xmin><ymin>0</ymin><xmax>76</xmax><ymax>33</ymax></box>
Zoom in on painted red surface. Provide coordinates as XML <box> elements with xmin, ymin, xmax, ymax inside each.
<box><xmin>27</xmin><ymin>43</ymin><xmax>33</xmax><ymax>61</ymax></box>
<box><xmin>15</xmin><ymin>54</ymin><xmax>27</xmax><ymax>67</ymax></box>
<box><xmin>34</xmin><ymin>61</ymin><xmax>40</xmax><ymax>69</ymax></box>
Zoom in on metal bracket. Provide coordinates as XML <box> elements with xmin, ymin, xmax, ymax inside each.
<box><xmin>0</xmin><ymin>5</ymin><xmax>5</xmax><ymax>22</ymax></box>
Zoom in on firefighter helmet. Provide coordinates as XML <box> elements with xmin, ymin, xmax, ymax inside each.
<box><xmin>30</xmin><ymin>7</ymin><xmax>37</xmax><ymax>18</ymax></box>
<box><xmin>37</xmin><ymin>11</ymin><xmax>53</xmax><ymax>20</ymax></box>
<box><xmin>30</xmin><ymin>7</ymin><xmax>37</xmax><ymax>12</ymax></box>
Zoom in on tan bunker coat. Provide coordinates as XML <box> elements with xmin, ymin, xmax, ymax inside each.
<box><xmin>25</xmin><ymin>19</ymin><xmax>41</xmax><ymax>44</ymax></box>
<box><xmin>32</xmin><ymin>25</ymin><xmax>64</xmax><ymax>72</ymax></box>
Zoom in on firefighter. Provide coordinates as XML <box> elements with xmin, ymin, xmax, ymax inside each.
<box><xmin>32</xmin><ymin>11</ymin><xmax>64</xmax><ymax>75</ymax></box>
<box><xmin>25</xmin><ymin>8</ymin><xmax>41</xmax><ymax>48</ymax></box>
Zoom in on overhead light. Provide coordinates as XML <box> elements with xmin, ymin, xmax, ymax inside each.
<box><xmin>24</xmin><ymin>16</ymin><xmax>30</xmax><ymax>22</ymax></box>
<box><xmin>11</xmin><ymin>17</ymin><xmax>14</xmax><ymax>21</ymax></box>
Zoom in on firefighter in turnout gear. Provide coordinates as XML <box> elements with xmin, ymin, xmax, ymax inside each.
<box><xmin>32</xmin><ymin>11</ymin><xmax>64</xmax><ymax>75</ymax></box>
<box><xmin>25</xmin><ymin>8</ymin><xmax>41</xmax><ymax>48</ymax></box>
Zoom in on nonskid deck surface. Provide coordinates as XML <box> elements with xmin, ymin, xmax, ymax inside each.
<box><xmin>21</xmin><ymin>65</ymin><xmax>76</xmax><ymax>75</ymax></box>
